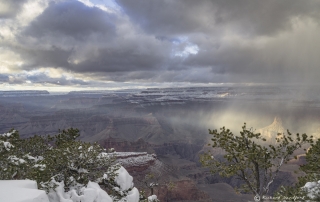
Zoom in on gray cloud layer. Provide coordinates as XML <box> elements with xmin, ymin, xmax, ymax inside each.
<box><xmin>117</xmin><ymin>0</ymin><xmax>320</xmax><ymax>36</ymax></box>
<box><xmin>24</xmin><ymin>1</ymin><xmax>117</xmax><ymax>39</ymax></box>
<box><xmin>1</xmin><ymin>0</ymin><xmax>320</xmax><ymax>86</ymax></box>
<box><xmin>0</xmin><ymin>0</ymin><xmax>28</xmax><ymax>18</ymax></box>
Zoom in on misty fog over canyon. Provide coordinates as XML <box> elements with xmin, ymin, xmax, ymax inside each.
<box><xmin>0</xmin><ymin>85</ymin><xmax>319</xmax><ymax>201</ymax></box>
<box><xmin>1</xmin><ymin>85</ymin><xmax>320</xmax><ymax>141</ymax></box>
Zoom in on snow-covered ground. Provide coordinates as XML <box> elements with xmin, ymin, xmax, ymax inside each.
<box><xmin>0</xmin><ymin>166</ymin><xmax>140</xmax><ymax>202</ymax></box>
<box><xmin>0</xmin><ymin>180</ymin><xmax>49</xmax><ymax>202</ymax></box>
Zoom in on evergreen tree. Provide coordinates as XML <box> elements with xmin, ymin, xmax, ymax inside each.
<box><xmin>300</xmin><ymin>138</ymin><xmax>320</xmax><ymax>177</ymax></box>
<box><xmin>0</xmin><ymin>129</ymin><xmax>37</xmax><ymax>180</ymax></box>
<box><xmin>0</xmin><ymin>128</ymin><xmax>133</xmax><ymax>201</ymax></box>
<box><xmin>200</xmin><ymin>123</ymin><xmax>313</xmax><ymax>201</ymax></box>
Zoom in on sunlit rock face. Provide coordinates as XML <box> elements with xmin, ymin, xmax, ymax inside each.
<box><xmin>256</xmin><ymin>116</ymin><xmax>285</xmax><ymax>143</ymax></box>
<box><xmin>311</xmin><ymin>127</ymin><xmax>320</xmax><ymax>139</ymax></box>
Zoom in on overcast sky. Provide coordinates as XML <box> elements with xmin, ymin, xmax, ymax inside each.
<box><xmin>0</xmin><ymin>0</ymin><xmax>320</xmax><ymax>91</ymax></box>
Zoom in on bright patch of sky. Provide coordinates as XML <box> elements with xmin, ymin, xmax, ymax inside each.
<box><xmin>171</xmin><ymin>36</ymin><xmax>200</xmax><ymax>58</ymax></box>
<box><xmin>92</xmin><ymin>0</ymin><xmax>121</xmax><ymax>10</ymax></box>
<box><xmin>17</xmin><ymin>0</ymin><xmax>49</xmax><ymax>26</ymax></box>
<box><xmin>172</xmin><ymin>36</ymin><xmax>188</xmax><ymax>45</ymax></box>
<box><xmin>174</xmin><ymin>44</ymin><xmax>199</xmax><ymax>58</ymax></box>
<box><xmin>78</xmin><ymin>0</ymin><xmax>121</xmax><ymax>13</ymax></box>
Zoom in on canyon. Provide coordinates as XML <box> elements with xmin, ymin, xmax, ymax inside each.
<box><xmin>0</xmin><ymin>86</ymin><xmax>319</xmax><ymax>201</ymax></box>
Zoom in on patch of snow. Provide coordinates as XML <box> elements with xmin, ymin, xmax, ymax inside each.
<box><xmin>1</xmin><ymin>141</ymin><xmax>13</xmax><ymax>151</ymax></box>
<box><xmin>149</xmin><ymin>182</ymin><xmax>158</xmax><ymax>187</ymax></box>
<box><xmin>148</xmin><ymin>195</ymin><xmax>158</xmax><ymax>202</ymax></box>
<box><xmin>78</xmin><ymin>168</ymin><xmax>88</xmax><ymax>173</ymax></box>
<box><xmin>8</xmin><ymin>155</ymin><xmax>26</xmax><ymax>165</ymax></box>
<box><xmin>25</xmin><ymin>154</ymin><xmax>36</xmax><ymax>160</ymax></box>
<box><xmin>0</xmin><ymin>180</ymin><xmax>38</xmax><ymax>189</ymax></box>
<box><xmin>114</xmin><ymin>152</ymin><xmax>156</xmax><ymax>168</ymax></box>
<box><xmin>113</xmin><ymin>152</ymin><xmax>148</xmax><ymax>157</ymax></box>
<box><xmin>126</xmin><ymin>187</ymin><xmax>139</xmax><ymax>202</ymax></box>
<box><xmin>0</xmin><ymin>180</ymin><xmax>49</xmax><ymax>202</ymax></box>
<box><xmin>47</xmin><ymin>180</ymin><xmax>72</xmax><ymax>202</ymax></box>
<box><xmin>0</xmin><ymin>130</ymin><xmax>16</xmax><ymax>137</ymax></box>
<box><xmin>115</xmin><ymin>166</ymin><xmax>133</xmax><ymax>191</ymax></box>
<box><xmin>34</xmin><ymin>164</ymin><xmax>46</xmax><ymax>171</ymax></box>
<box><xmin>302</xmin><ymin>180</ymin><xmax>320</xmax><ymax>199</ymax></box>
<box><xmin>86</xmin><ymin>181</ymin><xmax>113</xmax><ymax>202</ymax></box>
<box><xmin>48</xmin><ymin>179</ymin><xmax>114</xmax><ymax>202</ymax></box>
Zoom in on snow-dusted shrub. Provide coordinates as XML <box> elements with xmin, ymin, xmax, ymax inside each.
<box><xmin>37</xmin><ymin>129</ymin><xmax>120</xmax><ymax>194</ymax></box>
<box><xmin>0</xmin><ymin>129</ymin><xmax>42</xmax><ymax>180</ymax></box>
<box><xmin>0</xmin><ymin>128</ymin><xmax>140</xmax><ymax>202</ymax></box>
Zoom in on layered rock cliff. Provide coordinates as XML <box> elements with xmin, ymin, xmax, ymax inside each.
<box><xmin>114</xmin><ymin>152</ymin><xmax>157</xmax><ymax>173</ymax></box>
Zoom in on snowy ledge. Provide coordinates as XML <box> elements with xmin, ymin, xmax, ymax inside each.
<box><xmin>0</xmin><ymin>180</ymin><xmax>50</xmax><ymax>202</ymax></box>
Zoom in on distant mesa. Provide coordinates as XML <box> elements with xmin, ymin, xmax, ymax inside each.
<box><xmin>0</xmin><ymin>90</ymin><xmax>49</xmax><ymax>97</ymax></box>
<box><xmin>68</xmin><ymin>90</ymin><xmax>109</xmax><ymax>95</ymax></box>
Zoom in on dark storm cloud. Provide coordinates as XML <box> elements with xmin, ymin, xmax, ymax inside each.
<box><xmin>117</xmin><ymin>0</ymin><xmax>215</xmax><ymax>36</ymax></box>
<box><xmin>2</xmin><ymin>0</ymin><xmax>320</xmax><ymax>85</ymax></box>
<box><xmin>17</xmin><ymin>43</ymin><xmax>169</xmax><ymax>73</ymax></box>
<box><xmin>0</xmin><ymin>0</ymin><xmax>28</xmax><ymax>19</ymax></box>
<box><xmin>19</xmin><ymin>46</ymin><xmax>72</xmax><ymax>69</ymax></box>
<box><xmin>114</xmin><ymin>0</ymin><xmax>320</xmax><ymax>83</ymax></box>
<box><xmin>24</xmin><ymin>1</ymin><xmax>116</xmax><ymax>40</ymax></box>
<box><xmin>16</xmin><ymin>0</ymin><xmax>171</xmax><ymax>74</ymax></box>
<box><xmin>69</xmin><ymin>47</ymin><xmax>168</xmax><ymax>73</ymax></box>
<box><xmin>116</xmin><ymin>0</ymin><xmax>320</xmax><ymax>37</ymax></box>
<box><xmin>189</xmin><ymin>25</ymin><xmax>320</xmax><ymax>83</ymax></box>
